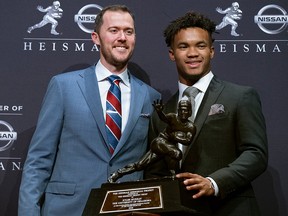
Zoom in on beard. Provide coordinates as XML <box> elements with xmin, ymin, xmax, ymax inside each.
<box><xmin>101</xmin><ymin>48</ymin><xmax>133</xmax><ymax>70</ymax></box>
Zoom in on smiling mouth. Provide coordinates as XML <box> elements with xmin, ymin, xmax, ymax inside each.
<box><xmin>114</xmin><ymin>46</ymin><xmax>129</xmax><ymax>53</ymax></box>
<box><xmin>186</xmin><ymin>61</ymin><xmax>201</xmax><ymax>68</ymax></box>
<box><xmin>114</xmin><ymin>44</ymin><xmax>128</xmax><ymax>49</ymax></box>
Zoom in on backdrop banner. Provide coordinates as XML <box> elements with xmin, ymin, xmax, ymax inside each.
<box><xmin>1</xmin><ymin>1</ymin><xmax>287</xmax><ymax>215</ymax></box>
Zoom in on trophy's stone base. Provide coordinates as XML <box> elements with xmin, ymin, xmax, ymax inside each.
<box><xmin>82</xmin><ymin>177</ymin><xmax>211</xmax><ymax>216</ymax></box>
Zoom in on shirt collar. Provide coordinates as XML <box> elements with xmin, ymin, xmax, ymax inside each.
<box><xmin>95</xmin><ymin>60</ymin><xmax>130</xmax><ymax>86</ymax></box>
<box><xmin>178</xmin><ymin>71</ymin><xmax>214</xmax><ymax>97</ymax></box>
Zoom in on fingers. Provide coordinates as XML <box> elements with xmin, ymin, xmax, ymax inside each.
<box><xmin>176</xmin><ymin>172</ymin><xmax>195</xmax><ymax>179</ymax></box>
<box><xmin>152</xmin><ymin>99</ymin><xmax>164</xmax><ymax>108</ymax></box>
<box><xmin>176</xmin><ymin>172</ymin><xmax>215</xmax><ymax>199</ymax></box>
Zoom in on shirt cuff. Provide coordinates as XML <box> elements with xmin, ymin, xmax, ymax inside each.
<box><xmin>206</xmin><ymin>177</ymin><xmax>219</xmax><ymax>196</ymax></box>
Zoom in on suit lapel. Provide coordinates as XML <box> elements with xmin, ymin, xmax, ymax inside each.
<box><xmin>182</xmin><ymin>77</ymin><xmax>224</xmax><ymax>161</ymax></box>
<box><xmin>77</xmin><ymin>66</ymin><xmax>109</xmax><ymax>148</ymax></box>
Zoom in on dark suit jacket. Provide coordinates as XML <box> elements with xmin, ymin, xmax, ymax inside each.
<box><xmin>145</xmin><ymin>76</ymin><xmax>268</xmax><ymax>216</ymax></box>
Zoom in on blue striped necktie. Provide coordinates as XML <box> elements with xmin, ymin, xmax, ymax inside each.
<box><xmin>106</xmin><ymin>75</ymin><xmax>122</xmax><ymax>154</ymax></box>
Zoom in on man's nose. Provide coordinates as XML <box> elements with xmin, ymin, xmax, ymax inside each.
<box><xmin>118</xmin><ymin>31</ymin><xmax>127</xmax><ymax>40</ymax></box>
<box><xmin>187</xmin><ymin>47</ymin><xmax>198</xmax><ymax>57</ymax></box>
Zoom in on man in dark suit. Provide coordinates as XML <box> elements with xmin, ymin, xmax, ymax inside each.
<box><xmin>145</xmin><ymin>11</ymin><xmax>268</xmax><ymax>216</ymax></box>
<box><xmin>18</xmin><ymin>5</ymin><xmax>160</xmax><ymax>216</ymax></box>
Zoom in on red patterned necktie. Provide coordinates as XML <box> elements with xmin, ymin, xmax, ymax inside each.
<box><xmin>106</xmin><ymin>75</ymin><xmax>122</xmax><ymax>154</ymax></box>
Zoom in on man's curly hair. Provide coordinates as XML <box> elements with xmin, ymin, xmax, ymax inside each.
<box><xmin>164</xmin><ymin>12</ymin><xmax>216</xmax><ymax>47</ymax></box>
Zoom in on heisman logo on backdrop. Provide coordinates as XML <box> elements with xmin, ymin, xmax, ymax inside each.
<box><xmin>27</xmin><ymin>1</ymin><xmax>63</xmax><ymax>35</ymax></box>
<box><xmin>23</xmin><ymin>3</ymin><xmax>103</xmax><ymax>52</ymax></box>
<box><xmin>215</xmin><ymin>2</ymin><xmax>243</xmax><ymax>36</ymax></box>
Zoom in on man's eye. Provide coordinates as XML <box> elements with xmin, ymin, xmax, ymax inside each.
<box><xmin>110</xmin><ymin>29</ymin><xmax>118</xmax><ymax>33</ymax></box>
<box><xmin>198</xmin><ymin>44</ymin><xmax>207</xmax><ymax>49</ymax></box>
<box><xmin>125</xmin><ymin>30</ymin><xmax>134</xmax><ymax>35</ymax></box>
<box><xmin>179</xmin><ymin>45</ymin><xmax>187</xmax><ymax>49</ymax></box>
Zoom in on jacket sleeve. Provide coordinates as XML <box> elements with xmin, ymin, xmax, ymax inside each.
<box><xmin>18</xmin><ymin>77</ymin><xmax>64</xmax><ymax>215</ymax></box>
<box><xmin>210</xmin><ymin>87</ymin><xmax>268</xmax><ymax>198</ymax></box>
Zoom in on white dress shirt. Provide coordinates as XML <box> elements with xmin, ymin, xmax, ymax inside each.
<box><xmin>95</xmin><ymin>61</ymin><xmax>131</xmax><ymax>132</ymax></box>
<box><xmin>178</xmin><ymin>71</ymin><xmax>214</xmax><ymax>115</ymax></box>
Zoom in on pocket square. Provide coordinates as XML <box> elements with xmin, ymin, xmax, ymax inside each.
<box><xmin>208</xmin><ymin>104</ymin><xmax>225</xmax><ymax>116</ymax></box>
<box><xmin>140</xmin><ymin>113</ymin><xmax>151</xmax><ymax>118</ymax></box>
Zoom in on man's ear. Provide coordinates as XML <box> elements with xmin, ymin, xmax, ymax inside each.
<box><xmin>91</xmin><ymin>32</ymin><xmax>100</xmax><ymax>46</ymax></box>
<box><xmin>210</xmin><ymin>46</ymin><xmax>215</xmax><ymax>59</ymax></box>
<box><xmin>169</xmin><ymin>48</ymin><xmax>175</xmax><ymax>61</ymax></box>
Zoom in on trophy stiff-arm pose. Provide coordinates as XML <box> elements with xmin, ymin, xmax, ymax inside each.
<box><xmin>108</xmin><ymin>99</ymin><xmax>196</xmax><ymax>183</ymax></box>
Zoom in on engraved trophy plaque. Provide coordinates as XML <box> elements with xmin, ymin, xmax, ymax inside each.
<box><xmin>83</xmin><ymin>101</ymin><xmax>210</xmax><ymax>215</ymax></box>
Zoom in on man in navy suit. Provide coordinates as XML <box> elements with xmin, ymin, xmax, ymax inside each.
<box><xmin>145</xmin><ymin>12</ymin><xmax>268</xmax><ymax>215</ymax></box>
<box><xmin>18</xmin><ymin>5</ymin><xmax>160</xmax><ymax>216</ymax></box>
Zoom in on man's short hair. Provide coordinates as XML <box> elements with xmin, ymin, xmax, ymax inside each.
<box><xmin>94</xmin><ymin>5</ymin><xmax>135</xmax><ymax>33</ymax></box>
